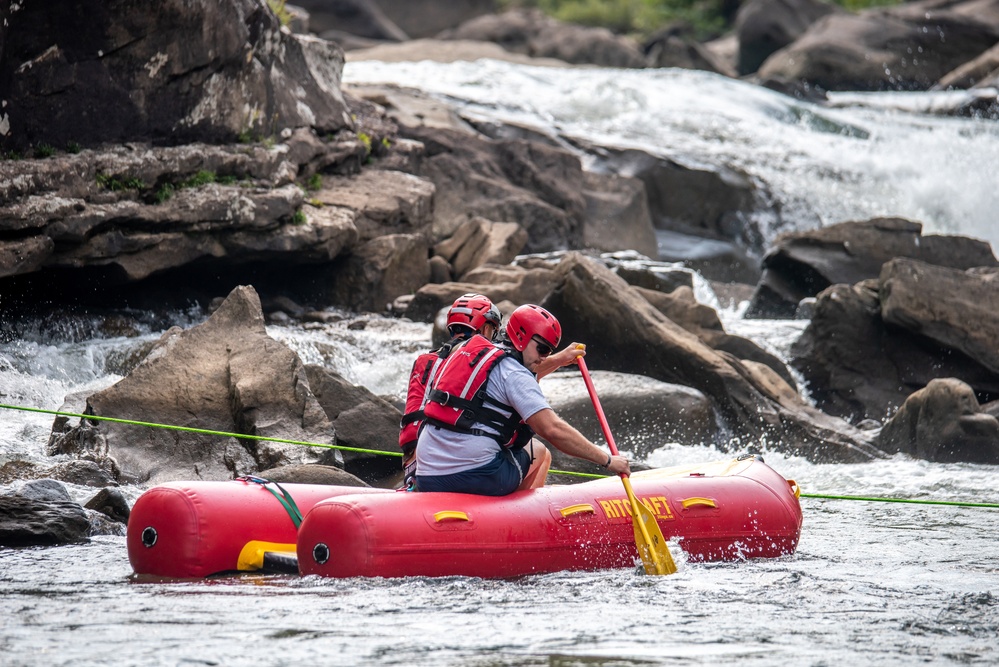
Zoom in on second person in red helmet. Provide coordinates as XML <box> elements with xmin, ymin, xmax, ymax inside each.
<box><xmin>414</xmin><ymin>303</ymin><xmax>631</xmax><ymax>495</ymax></box>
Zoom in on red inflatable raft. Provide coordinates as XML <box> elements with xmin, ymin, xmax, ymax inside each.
<box><xmin>127</xmin><ymin>478</ymin><xmax>388</xmax><ymax>578</ymax></box>
<box><xmin>127</xmin><ymin>457</ymin><xmax>801</xmax><ymax>579</ymax></box>
<box><xmin>297</xmin><ymin>457</ymin><xmax>802</xmax><ymax>578</ymax></box>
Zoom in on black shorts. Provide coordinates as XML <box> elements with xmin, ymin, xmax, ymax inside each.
<box><xmin>415</xmin><ymin>448</ymin><xmax>532</xmax><ymax>496</ymax></box>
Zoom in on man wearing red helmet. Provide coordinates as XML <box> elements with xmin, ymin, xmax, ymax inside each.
<box><xmin>414</xmin><ymin>304</ymin><xmax>630</xmax><ymax>495</ymax></box>
<box><xmin>398</xmin><ymin>293</ymin><xmax>502</xmax><ymax>489</ymax></box>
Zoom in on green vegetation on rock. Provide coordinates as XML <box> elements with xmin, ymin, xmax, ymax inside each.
<box><xmin>500</xmin><ymin>0</ymin><xmax>902</xmax><ymax>40</ymax></box>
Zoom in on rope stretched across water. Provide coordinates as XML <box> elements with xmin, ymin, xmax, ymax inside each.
<box><xmin>3</xmin><ymin>402</ymin><xmax>997</xmax><ymax>508</ymax></box>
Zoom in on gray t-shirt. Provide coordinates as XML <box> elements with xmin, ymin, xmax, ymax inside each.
<box><xmin>416</xmin><ymin>355</ymin><xmax>550</xmax><ymax>476</ymax></box>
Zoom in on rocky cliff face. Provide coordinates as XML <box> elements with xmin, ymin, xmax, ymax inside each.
<box><xmin>0</xmin><ymin>0</ymin><xmax>351</xmax><ymax>152</ymax></box>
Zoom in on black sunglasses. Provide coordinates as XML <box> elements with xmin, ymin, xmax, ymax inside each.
<box><xmin>531</xmin><ymin>336</ymin><xmax>553</xmax><ymax>357</ymax></box>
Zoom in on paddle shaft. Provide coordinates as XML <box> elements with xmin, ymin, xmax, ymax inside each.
<box><xmin>577</xmin><ymin>358</ymin><xmax>622</xmax><ymax>460</ymax></box>
<box><xmin>577</xmin><ymin>357</ymin><xmax>674</xmax><ymax>575</ymax></box>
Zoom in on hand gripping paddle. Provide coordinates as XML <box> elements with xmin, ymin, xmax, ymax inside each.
<box><xmin>577</xmin><ymin>355</ymin><xmax>677</xmax><ymax>575</ymax></box>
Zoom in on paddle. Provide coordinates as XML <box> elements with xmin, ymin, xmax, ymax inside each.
<box><xmin>576</xmin><ymin>355</ymin><xmax>677</xmax><ymax>575</ymax></box>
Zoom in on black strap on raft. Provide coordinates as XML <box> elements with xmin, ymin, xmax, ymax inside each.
<box><xmin>239</xmin><ymin>475</ymin><xmax>303</xmax><ymax>528</ymax></box>
<box><xmin>261</xmin><ymin>551</ymin><xmax>299</xmax><ymax>575</ymax></box>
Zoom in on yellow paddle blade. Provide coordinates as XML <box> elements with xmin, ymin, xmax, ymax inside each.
<box><xmin>624</xmin><ymin>478</ymin><xmax>678</xmax><ymax>575</ymax></box>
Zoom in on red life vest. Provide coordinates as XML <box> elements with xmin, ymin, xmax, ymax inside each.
<box><xmin>398</xmin><ymin>348</ymin><xmax>449</xmax><ymax>450</ymax></box>
<box><xmin>422</xmin><ymin>335</ymin><xmax>533</xmax><ymax>448</ymax></box>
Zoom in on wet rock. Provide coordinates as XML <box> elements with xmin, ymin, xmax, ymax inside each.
<box><xmin>758</xmin><ymin>3</ymin><xmax>999</xmax><ymax>91</ymax></box>
<box><xmin>84</xmin><ymin>488</ymin><xmax>131</xmax><ymax>524</ymax></box>
<box><xmin>54</xmin><ymin>285</ymin><xmax>335</xmax><ymax>484</ymax></box>
<box><xmin>0</xmin><ymin>495</ymin><xmax>90</xmax><ymax>547</ymax></box>
<box><xmin>747</xmin><ymin>217</ymin><xmax>998</xmax><ymax>319</ymax></box>
<box><xmin>735</xmin><ymin>0</ymin><xmax>841</xmax><ymax>76</ymax></box>
<box><xmin>304</xmin><ymin>365</ymin><xmax>403</xmax><ymax>487</ymax></box>
<box><xmin>0</xmin><ymin>0</ymin><xmax>351</xmax><ymax>152</ymax></box>
<box><xmin>16</xmin><ymin>479</ymin><xmax>73</xmax><ymax>503</ymax></box>
<box><xmin>638</xmin><ymin>285</ymin><xmax>797</xmax><ymax>389</ymax></box>
<box><xmin>880</xmin><ymin>259</ymin><xmax>999</xmax><ymax>375</ymax></box>
<box><xmin>440</xmin><ymin>9</ymin><xmax>648</xmax><ymax>68</ymax></box>
<box><xmin>542</xmin><ymin>370</ymin><xmax>719</xmax><ymax>465</ymax></box>
<box><xmin>935</xmin><ymin>42</ymin><xmax>999</xmax><ymax>90</ymax></box>
<box><xmin>878</xmin><ymin>378</ymin><xmax>999</xmax><ymax>464</ymax></box>
<box><xmin>655</xmin><ymin>229</ymin><xmax>762</xmax><ymax>285</ymax></box>
<box><xmin>791</xmin><ymin>264</ymin><xmax>999</xmax><ymax>423</ymax></box>
<box><xmin>583</xmin><ymin>145</ymin><xmax>774</xmax><ymax>255</ymax></box>
<box><xmin>252</xmin><ymin>463</ymin><xmax>370</xmax><ymax>486</ymax></box>
<box><xmin>643</xmin><ymin>26</ymin><xmax>737</xmax><ymax>76</ymax></box>
<box><xmin>541</xmin><ymin>253</ymin><xmax>882</xmax><ymax>462</ymax></box>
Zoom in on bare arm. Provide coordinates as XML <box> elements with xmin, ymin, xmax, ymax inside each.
<box><xmin>536</xmin><ymin>342</ymin><xmax>585</xmax><ymax>380</ymax></box>
<box><xmin>526</xmin><ymin>408</ymin><xmax>630</xmax><ymax>475</ymax></box>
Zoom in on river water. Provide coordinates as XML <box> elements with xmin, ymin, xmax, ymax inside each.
<box><xmin>2</xmin><ymin>59</ymin><xmax>999</xmax><ymax>665</ymax></box>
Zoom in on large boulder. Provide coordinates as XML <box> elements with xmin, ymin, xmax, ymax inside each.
<box><xmin>432</xmin><ymin>216</ymin><xmax>528</xmax><ymax>280</ymax></box>
<box><xmin>747</xmin><ymin>218</ymin><xmax>998</xmax><ymax>319</ymax></box>
<box><xmin>321</xmin><ymin>233</ymin><xmax>432</xmax><ymax>312</ymax></box>
<box><xmin>389</xmin><ymin>125</ymin><xmax>584</xmax><ymax>252</ymax></box>
<box><xmin>586</xmin><ymin>145</ymin><xmax>775</xmax><ymax>255</ymax></box>
<box><xmin>304</xmin><ymin>365</ymin><xmax>405</xmax><ymax>488</ymax></box>
<box><xmin>935</xmin><ymin>41</ymin><xmax>999</xmax><ymax>89</ymax></box>
<box><xmin>541</xmin><ymin>253</ymin><xmax>882</xmax><ymax>462</ymax></box>
<box><xmin>790</xmin><ymin>262</ymin><xmax>999</xmax><ymax>423</ymax></box>
<box><xmin>880</xmin><ymin>259</ymin><xmax>999</xmax><ymax>375</ymax></box>
<box><xmin>292</xmin><ymin>0</ymin><xmax>408</xmax><ymax>40</ymax></box>
<box><xmin>580</xmin><ymin>172</ymin><xmax>658</xmax><ymax>259</ymax></box>
<box><xmin>757</xmin><ymin>2</ymin><xmax>999</xmax><ymax>91</ymax></box>
<box><xmin>878</xmin><ymin>378</ymin><xmax>999</xmax><ymax>463</ymax></box>
<box><xmin>735</xmin><ymin>0</ymin><xmax>841</xmax><ymax>76</ymax></box>
<box><xmin>637</xmin><ymin>285</ymin><xmax>797</xmax><ymax>389</ymax></box>
<box><xmin>541</xmin><ymin>370</ymin><xmax>719</xmax><ymax>462</ymax></box>
<box><xmin>0</xmin><ymin>0</ymin><xmax>352</xmax><ymax>152</ymax></box>
<box><xmin>375</xmin><ymin>0</ymin><xmax>497</xmax><ymax>39</ymax></box>
<box><xmin>440</xmin><ymin>9</ymin><xmax>648</xmax><ymax>68</ymax></box>
<box><xmin>49</xmin><ymin>285</ymin><xmax>337</xmax><ymax>484</ymax></box>
<box><xmin>0</xmin><ymin>495</ymin><xmax>91</xmax><ymax>547</ymax></box>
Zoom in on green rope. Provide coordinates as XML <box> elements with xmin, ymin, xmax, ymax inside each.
<box><xmin>1</xmin><ymin>403</ymin><xmax>382</xmax><ymax>456</ymax></box>
<box><xmin>3</xmin><ymin>403</ymin><xmax>996</xmax><ymax>506</ymax></box>
<box><xmin>800</xmin><ymin>492</ymin><xmax>999</xmax><ymax>509</ymax></box>
<box><xmin>0</xmin><ymin>402</ymin><xmax>599</xmax><ymax>478</ymax></box>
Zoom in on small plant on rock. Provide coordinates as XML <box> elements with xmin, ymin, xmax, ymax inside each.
<box><xmin>96</xmin><ymin>172</ymin><xmax>146</xmax><ymax>192</ymax></box>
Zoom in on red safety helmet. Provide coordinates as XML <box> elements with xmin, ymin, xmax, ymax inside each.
<box><xmin>506</xmin><ymin>304</ymin><xmax>561</xmax><ymax>352</ymax></box>
<box><xmin>446</xmin><ymin>293</ymin><xmax>501</xmax><ymax>334</ymax></box>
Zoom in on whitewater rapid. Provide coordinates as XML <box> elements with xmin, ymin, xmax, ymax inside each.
<box><xmin>344</xmin><ymin>59</ymin><xmax>999</xmax><ymax>251</ymax></box>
